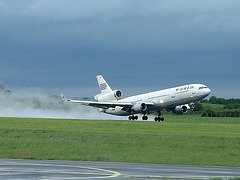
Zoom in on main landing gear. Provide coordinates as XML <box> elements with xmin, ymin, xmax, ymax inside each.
<box><xmin>154</xmin><ymin>111</ymin><xmax>164</xmax><ymax>122</ymax></box>
<box><xmin>128</xmin><ymin>112</ymin><xmax>164</xmax><ymax>122</ymax></box>
<box><xmin>154</xmin><ymin>117</ymin><xmax>164</xmax><ymax>122</ymax></box>
<box><xmin>128</xmin><ymin>115</ymin><xmax>148</xmax><ymax>121</ymax></box>
<box><xmin>128</xmin><ymin>115</ymin><xmax>138</xmax><ymax>120</ymax></box>
<box><xmin>142</xmin><ymin>115</ymin><xmax>148</xmax><ymax>120</ymax></box>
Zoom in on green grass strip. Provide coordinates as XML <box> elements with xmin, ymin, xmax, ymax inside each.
<box><xmin>0</xmin><ymin>116</ymin><xmax>239</xmax><ymax>166</ymax></box>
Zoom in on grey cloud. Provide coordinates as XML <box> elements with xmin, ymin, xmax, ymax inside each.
<box><xmin>1</xmin><ymin>0</ymin><xmax>240</xmax><ymax>52</ymax></box>
<box><xmin>0</xmin><ymin>0</ymin><xmax>240</xmax><ymax>98</ymax></box>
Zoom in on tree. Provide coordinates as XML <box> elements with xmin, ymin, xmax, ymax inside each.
<box><xmin>193</xmin><ymin>103</ymin><xmax>203</xmax><ymax>111</ymax></box>
<box><xmin>224</xmin><ymin>103</ymin><xmax>240</xmax><ymax>109</ymax></box>
<box><xmin>201</xmin><ymin>107</ymin><xmax>216</xmax><ymax>117</ymax></box>
<box><xmin>200</xmin><ymin>99</ymin><xmax>208</xmax><ymax>103</ymax></box>
<box><xmin>217</xmin><ymin>98</ymin><xmax>226</xmax><ymax>105</ymax></box>
<box><xmin>209</xmin><ymin>96</ymin><xmax>217</xmax><ymax>104</ymax></box>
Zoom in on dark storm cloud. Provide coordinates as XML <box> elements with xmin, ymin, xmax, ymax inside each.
<box><xmin>1</xmin><ymin>0</ymin><xmax>240</xmax><ymax>51</ymax></box>
<box><xmin>0</xmin><ymin>0</ymin><xmax>240</xmax><ymax>98</ymax></box>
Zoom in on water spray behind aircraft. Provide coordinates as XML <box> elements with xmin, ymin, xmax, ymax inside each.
<box><xmin>0</xmin><ymin>88</ymin><xmax>124</xmax><ymax>120</ymax></box>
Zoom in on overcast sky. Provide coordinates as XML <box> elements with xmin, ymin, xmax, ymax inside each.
<box><xmin>0</xmin><ymin>0</ymin><xmax>240</xmax><ymax>98</ymax></box>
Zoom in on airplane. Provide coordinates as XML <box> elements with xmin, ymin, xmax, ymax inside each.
<box><xmin>61</xmin><ymin>75</ymin><xmax>211</xmax><ymax>122</ymax></box>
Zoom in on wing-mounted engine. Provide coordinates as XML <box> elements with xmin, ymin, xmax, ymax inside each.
<box><xmin>132</xmin><ymin>102</ymin><xmax>148</xmax><ymax>113</ymax></box>
<box><xmin>94</xmin><ymin>90</ymin><xmax>122</xmax><ymax>102</ymax></box>
<box><xmin>174</xmin><ymin>104</ymin><xmax>190</xmax><ymax>114</ymax></box>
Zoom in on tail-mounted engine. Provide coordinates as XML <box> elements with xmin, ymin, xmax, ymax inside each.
<box><xmin>94</xmin><ymin>90</ymin><xmax>122</xmax><ymax>102</ymax></box>
<box><xmin>174</xmin><ymin>104</ymin><xmax>190</xmax><ymax>114</ymax></box>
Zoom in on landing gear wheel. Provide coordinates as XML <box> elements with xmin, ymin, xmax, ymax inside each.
<box><xmin>155</xmin><ymin>111</ymin><xmax>164</xmax><ymax>122</ymax></box>
<box><xmin>155</xmin><ymin>117</ymin><xmax>165</xmax><ymax>122</ymax></box>
<box><xmin>128</xmin><ymin>115</ymin><xmax>138</xmax><ymax>121</ymax></box>
<box><xmin>142</xmin><ymin>116</ymin><xmax>148</xmax><ymax>121</ymax></box>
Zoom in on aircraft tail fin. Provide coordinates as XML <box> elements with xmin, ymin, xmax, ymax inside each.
<box><xmin>96</xmin><ymin>75</ymin><xmax>113</xmax><ymax>94</ymax></box>
<box><xmin>60</xmin><ymin>93</ymin><xmax>68</xmax><ymax>102</ymax></box>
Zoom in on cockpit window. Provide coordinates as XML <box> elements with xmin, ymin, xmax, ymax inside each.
<box><xmin>199</xmin><ymin>86</ymin><xmax>208</xmax><ymax>90</ymax></box>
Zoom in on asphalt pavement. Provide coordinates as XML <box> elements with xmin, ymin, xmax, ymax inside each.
<box><xmin>1</xmin><ymin>159</ymin><xmax>240</xmax><ymax>179</ymax></box>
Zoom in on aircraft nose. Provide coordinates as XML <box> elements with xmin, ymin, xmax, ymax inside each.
<box><xmin>206</xmin><ymin>88</ymin><xmax>211</xmax><ymax>95</ymax></box>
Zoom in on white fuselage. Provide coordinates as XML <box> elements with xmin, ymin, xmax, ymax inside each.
<box><xmin>103</xmin><ymin>84</ymin><xmax>211</xmax><ymax>116</ymax></box>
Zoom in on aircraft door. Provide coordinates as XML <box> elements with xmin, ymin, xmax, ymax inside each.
<box><xmin>190</xmin><ymin>85</ymin><xmax>196</xmax><ymax>100</ymax></box>
<box><xmin>170</xmin><ymin>89</ymin><xmax>176</xmax><ymax>106</ymax></box>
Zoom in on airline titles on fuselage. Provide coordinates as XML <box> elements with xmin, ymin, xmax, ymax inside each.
<box><xmin>176</xmin><ymin>85</ymin><xmax>194</xmax><ymax>92</ymax></box>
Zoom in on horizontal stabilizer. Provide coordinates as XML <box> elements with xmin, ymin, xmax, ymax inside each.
<box><xmin>60</xmin><ymin>94</ymin><xmax>132</xmax><ymax>109</ymax></box>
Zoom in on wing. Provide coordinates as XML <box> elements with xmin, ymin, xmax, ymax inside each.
<box><xmin>61</xmin><ymin>94</ymin><xmax>133</xmax><ymax>109</ymax></box>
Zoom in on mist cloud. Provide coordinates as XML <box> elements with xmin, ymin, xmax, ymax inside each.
<box><xmin>0</xmin><ymin>90</ymin><xmax>125</xmax><ymax>120</ymax></box>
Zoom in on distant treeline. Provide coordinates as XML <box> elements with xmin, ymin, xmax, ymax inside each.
<box><xmin>200</xmin><ymin>96</ymin><xmax>240</xmax><ymax>105</ymax></box>
<box><xmin>201</xmin><ymin>108</ymin><xmax>240</xmax><ymax>117</ymax></box>
<box><xmin>0</xmin><ymin>84</ymin><xmax>11</xmax><ymax>96</ymax></box>
<box><xmin>196</xmin><ymin>96</ymin><xmax>240</xmax><ymax>117</ymax></box>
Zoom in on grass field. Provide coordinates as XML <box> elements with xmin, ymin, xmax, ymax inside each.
<box><xmin>201</xmin><ymin>103</ymin><xmax>225</xmax><ymax>109</ymax></box>
<box><xmin>0</xmin><ymin>115</ymin><xmax>239</xmax><ymax>167</ymax></box>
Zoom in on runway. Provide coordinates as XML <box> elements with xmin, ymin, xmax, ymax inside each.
<box><xmin>1</xmin><ymin>159</ymin><xmax>240</xmax><ymax>179</ymax></box>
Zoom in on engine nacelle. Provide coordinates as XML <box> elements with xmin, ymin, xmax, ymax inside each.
<box><xmin>94</xmin><ymin>90</ymin><xmax>122</xmax><ymax>102</ymax></box>
<box><xmin>174</xmin><ymin>104</ymin><xmax>190</xmax><ymax>114</ymax></box>
<box><xmin>132</xmin><ymin>102</ymin><xmax>147</xmax><ymax>113</ymax></box>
